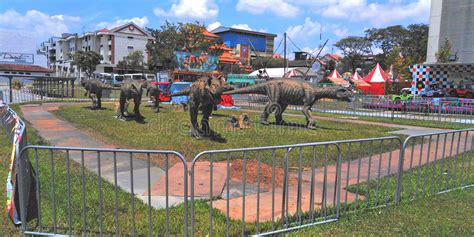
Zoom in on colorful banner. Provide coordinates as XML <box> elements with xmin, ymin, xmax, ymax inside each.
<box><xmin>240</xmin><ymin>45</ymin><xmax>249</xmax><ymax>60</ymax></box>
<box><xmin>175</xmin><ymin>51</ymin><xmax>219</xmax><ymax>72</ymax></box>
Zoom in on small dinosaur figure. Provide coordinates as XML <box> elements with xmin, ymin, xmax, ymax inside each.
<box><xmin>117</xmin><ymin>79</ymin><xmax>148</xmax><ymax>122</ymax></box>
<box><xmin>146</xmin><ymin>84</ymin><xmax>169</xmax><ymax>112</ymax></box>
<box><xmin>223</xmin><ymin>79</ymin><xmax>355</xmax><ymax>129</ymax></box>
<box><xmin>170</xmin><ymin>76</ymin><xmax>234</xmax><ymax>138</ymax></box>
<box><xmin>81</xmin><ymin>79</ymin><xmax>118</xmax><ymax>109</ymax></box>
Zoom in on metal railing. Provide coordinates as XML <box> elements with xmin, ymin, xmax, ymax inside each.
<box><xmin>18</xmin><ymin>146</ymin><xmax>188</xmax><ymax>236</ymax></box>
<box><xmin>190</xmin><ymin>142</ymin><xmax>342</xmax><ymax>236</ymax></box>
<box><xmin>232</xmin><ymin>94</ymin><xmax>474</xmax><ymax>124</ymax></box>
<box><xmin>1</xmin><ymin>88</ymin><xmax>122</xmax><ymax>104</ymax></box>
<box><xmin>1</xmin><ymin>102</ymin><xmax>473</xmax><ymax>236</ymax></box>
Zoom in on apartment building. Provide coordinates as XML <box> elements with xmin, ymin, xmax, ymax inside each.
<box><xmin>211</xmin><ymin>26</ymin><xmax>277</xmax><ymax>63</ymax></box>
<box><xmin>40</xmin><ymin>22</ymin><xmax>153</xmax><ymax>78</ymax></box>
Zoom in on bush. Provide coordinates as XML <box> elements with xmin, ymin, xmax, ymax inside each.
<box><xmin>12</xmin><ymin>80</ymin><xmax>22</xmax><ymax>89</ymax></box>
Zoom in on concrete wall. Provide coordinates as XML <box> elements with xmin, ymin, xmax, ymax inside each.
<box><xmin>427</xmin><ymin>0</ymin><xmax>474</xmax><ymax>63</ymax></box>
<box><xmin>113</xmin><ymin>34</ymin><xmax>149</xmax><ymax>66</ymax></box>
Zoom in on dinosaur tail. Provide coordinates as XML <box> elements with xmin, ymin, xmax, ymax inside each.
<box><xmin>223</xmin><ymin>85</ymin><xmax>265</xmax><ymax>95</ymax></box>
<box><xmin>101</xmin><ymin>84</ymin><xmax>121</xmax><ymax>90</ymax></box>
<box><xmin>170</xmin><ymin>88</ymin><xmax>191</xmax><ymax>97</ymax></box>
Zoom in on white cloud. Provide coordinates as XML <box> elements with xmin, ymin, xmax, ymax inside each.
<box><xmin>320</xmin><ymin>0</ymin><xmax>430</xmax><ymax>25</ymax></box>
<box><xmin>286</xmin><ymin>17</ymin><xmax>322</xmax><ymax>40</ymax></box>
<box><xmin>0</xmin><ymin>9</ymin><xmax>80</xmax><ymax>38</ymax></box>
<box><xmin>207</xmin><ymin>21</ymin><xmax>221</xmax><ymax>31</ymax></box>
<box><xmin>154</xmin><ymin>0</ymin><xmax>218</xmax><ymax>20</ymax></box>
<box><xmin>230</xmin><ymin>24</ymin><xmax>268</xmax><ymax>33</ymax></box>
<box><xmin>236</xmin><ymin>0</ymin><xmax>299</xmax><ymax>18</ymax></box>
<box><xmin>96</xmin><ymin>16</ymin><xmax>149</xmax><ymax>30</ymax></box>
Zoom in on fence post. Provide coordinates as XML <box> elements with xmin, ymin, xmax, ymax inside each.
<box><xmin>394</xmin><ymin>139</ymin><xmax>406</xmax><ymax>204</ymax></box>
<box><xmin>438</xmin><ymin>102</ymin><xmax>442</xmax><ymax>121</ymax></box>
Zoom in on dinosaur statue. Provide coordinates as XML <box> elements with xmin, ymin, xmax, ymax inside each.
<box><xmin>146</xmin><ymin>84</ymin><xmax>169</xmax><ymax>112</ymax></box>
<box><xmin>223</xmin><ymin>79</ymin><xmax>355</xmax><ymax>129</ymax></box>
<box><xmin>117</xmin><ymin>79</ymin><xmax>148</xmax><ymax>122</ymax></box>
<box><xmin>170</xmin><ymin>76</ymin><xmax>234</xmax><ymax>138</ymax></box>
<box><xmin>81</xmin><ymin>79</ymin><xmax>118</xmax><ymax>109</ymax></box>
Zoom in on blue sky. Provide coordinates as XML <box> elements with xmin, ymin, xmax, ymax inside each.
<box><xmin>0</xmin><ymin>0</ymin><xmax>430</xmax><ymax>55</ymax></box>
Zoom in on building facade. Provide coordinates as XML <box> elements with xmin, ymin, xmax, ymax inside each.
<box><xmin>211</xmin><ymin>26</ymin><xmax>277</xmax><ymax>62</ymax></box>
<box><xmin>39</xmin><ymin>22</ymin><xmax>153</xmax><ymax>78</ymax></box>
<box><xmin>426</xmin><ymin>0</ymin><xmax>474</xmax><ymax>63</ymax></box>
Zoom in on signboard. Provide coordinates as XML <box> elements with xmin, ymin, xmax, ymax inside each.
<box><xmin>240</xmin><ymin>45</ymin><xmax>249</xmax><ymax>60</ymax></box>
<box><xmin>175</xmin><ymin>51</ymin><xmax>219</xmax><ymax>72</ymax></box>
<box><xmin>0</xmin><ymin>52</ymin><xmax>34</xmax><ymax>64</ymax></box>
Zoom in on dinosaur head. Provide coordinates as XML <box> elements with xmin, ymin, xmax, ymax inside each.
<box><xmin>207</xmin><ymin>75</ymin><xmax>234</xmax><ymax>96</ymax></box>
<box><xmin>335</xmin><ymin>87</ymin><xmax>356</xmax><ymax>102</ymax></box>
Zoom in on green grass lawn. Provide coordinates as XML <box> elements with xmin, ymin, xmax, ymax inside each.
<box><xmin>291</xmin><ymin>151</ymin><xmax>474</xmax><ymax>236</ymax></box>
<box><xmin>290</xmin><ymin>188</ymin><xmax>474</xmax><ymax>236</ymax></box>
<box><xmin>3</xmin><ymin>103</ymin><xmax>473</xmax><ymax>236</ymax></box>
<box><xmin>52</xmin><ymin>102</ymin><xmax>401</xmax><ymax>168</ymax></box>
<box><xmin>267</xmin><ymin>107</ymin><xmax>473</xmax><ymax>130</ymax></box>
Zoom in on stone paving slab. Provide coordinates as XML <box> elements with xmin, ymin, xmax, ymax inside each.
<box><xmin>21</xmin><ymin>103</ymin><xmax>169</xmax><ymax>209</ymax></box>
<box><xmin>148</xmin><ymin>161</ymin><xmax>228</xmax><ymax>197</ymax></box>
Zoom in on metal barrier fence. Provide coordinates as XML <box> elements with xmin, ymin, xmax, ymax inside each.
<box><xmin>1</xmin><ymin>102</ymin><xmax>473</xmax><ymax>236</ymax></box>
<box><xmin>398</xmin><ymin>129</ymin><xmax>473</xmax><ymax>202</ymax></box>
<box><xmin>190</xmin><ymin>142</ymin><xmax>342</xmax><ymax>236</ymax></box>
<box><xmin>1</xmin><ymin>88</ymin><xmax>122</xmax><ymax>104</ymax></box>
<box><xmin>232</xmin><ymin>94</ymin><xmax>474</xmax><ymax>124</ymax></box>
<box><xmin>18</xmin><ymin>146</ymin><xmax>188</xmax><ymax>236</ymax></box>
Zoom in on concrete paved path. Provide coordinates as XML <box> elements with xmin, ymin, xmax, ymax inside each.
<box><xmin>20</xmin><ymin>102</ymin><xmax>471</xmax><ymax>222</ymax></box>
<box><xmin>21</xmin><ymin>103</ymin><xmax>182</xmax><ymax>208</ymax></box>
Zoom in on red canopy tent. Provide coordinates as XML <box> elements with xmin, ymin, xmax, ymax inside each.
<box><xmin>350</xmin><ymin>70</ymin><xmax>371</xmax><ymax>94</ymax></box>
<box><xmin>328</xmin><ymin>69</ymin><xmax>342</xmax><ymax>80</ymax></box>
<box><xmin>363</xmin><ymin>63</ymin><xmax>388</xmax><ymax>95</ymax></box>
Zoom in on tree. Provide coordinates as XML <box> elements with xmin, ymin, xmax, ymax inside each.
<box><xmin>435</xmin><ymin>39</ymin><xmax>452</xmax><ymax>63</ymax></box>
<box><xmin>117</xmin><ymin>51</ymin><xmax>145</xmax><ymax>73</ymax></box>
<box><xmin>334</xmin><ymin>36</ymin><xmax>372</xmax><ymax>72</ymax></box>
<box><xmin>69</xmin><ymin>50</ymin><xmax>102</xmax><ymax>80</ymax></box>
<box><xmin>402</xmin><ymin>24</ymin><xmax>429</xmax><ymax>63</ymax></box>
<box><xmin>365</xmin><ymin>25</ymin><xmax>407</xmax><ymax>61</ymax></box>
<box><xmin>146</xmin><ymin>21</ymin><xmax>224</xmax><ymax>73</ymax></box>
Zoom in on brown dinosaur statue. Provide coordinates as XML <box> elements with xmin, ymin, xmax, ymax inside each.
<box><xmin>146</xmin><ymin>83</ymin><xmax>169</xmax><ymax>112</ymax></box>
<box><xmin>117</xmin><ymin>79</ymin><xmax>148</xmax><ymax>122</ymax></box>
<box><xmin>223</xmin><ymin>79</ymin><xmax>355</xmax><ymax>129</ymax></box>
<box><xmin>81</xmin><ymin>79</ymin><xmax>118</xmax><ymax>109</ymax></box>
<box><xmin>170</xmin><ymin>76</ymin><xmax>234</xmax><ymax>138</ymax></box>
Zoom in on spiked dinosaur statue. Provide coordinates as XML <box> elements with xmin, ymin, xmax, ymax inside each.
<box><xmin>81</xmin><ymin>79</ymin><xmax>118</xmax><ymax>109</ymax></box>
<box><xmin>170</xmin><ymin>76</ymin><xmax>234</xmax><ymax>138</ymax></box>
<box><xmin>223</xmin><ymin>79</ymin><xmax>355</xmax><ymax>129</ymax></box>
<box><xmin>117</xmin><ymin>79</ymin><xmax>148</xmax><ymax>122</ymax></box>
<box><xmin>146</xmin><ymin>84</ymin><xmax>169</xmax><ymax>112</ymax></box>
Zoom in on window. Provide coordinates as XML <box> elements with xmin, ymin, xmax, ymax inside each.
<box><xmin>128</xmin><ymin>36</ymin><xmax>134</xmax><ymax>40</ymax></box>
<box><xmin>127</xmin><ymin>46</ymin><xmax>134</xmax><ymax>53</ymax></box>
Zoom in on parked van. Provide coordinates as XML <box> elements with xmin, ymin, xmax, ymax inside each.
<box><xmin>112</xmin><ymin>74</ymin><xmax>125</xmax><ymax>86</ymax></box>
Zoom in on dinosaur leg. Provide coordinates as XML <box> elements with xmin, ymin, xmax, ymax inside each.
<box><xmin>260</xmin><ymin>102</ymin><xmax>271</xmax><ymax>125</ymax></box>
<box><xmin>97</xmin><ymin>94</ymin><xmax>102</xmax><ymax>109</ymax></box>
<box><xmin>118</xmin><ymin>93</ymin><xmax>126</xmax><ymax>120</ymax></box>
<box><xmin>302</xmin><ymin>105</ymin><xmax>316</xmax><ymax>129</ymax></box>
<box><xmin>189</xmin><ymin>105</ymin><xmax>201</xmax><ymax>138</ymax></box>
<box><xmin>90</xmin><ymin>94</ymin><xmax>96</xmax><ymax>109</ymax></box>
<box><xmin>134</xmin><ymin>98</ymin><xmax>144</xmax><ymax>121</ymax></box>
<box><xmin>155</xmin><ymin>99</ymin><xmax>160</xmax><ymax>113</ymax></box>
<box><xmin>201</xmin><ymin>104</ymin><xmax>213</xmax><ymax>136</ymax></box>
<box><xmin>275</xmin><ymin>103</ymin><xmax>288</xmax><ymax>125</ymax></box>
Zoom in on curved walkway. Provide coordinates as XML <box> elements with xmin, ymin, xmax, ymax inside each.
<box><xmin>20</xmin><ymin>102</ymin><xmax>470</xmax><ymax>221</ymax></box>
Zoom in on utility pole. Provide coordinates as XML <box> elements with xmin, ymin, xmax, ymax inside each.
<box><xmin>283</xmin><ymin>32</ymin><xmax>287</xmax><ymax>76</ymax></box>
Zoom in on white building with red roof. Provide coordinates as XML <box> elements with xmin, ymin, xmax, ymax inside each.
<box><xmin>40</xmin><ymin>22</ymin><xmax>153</xmax><ymax>78</ymax></box>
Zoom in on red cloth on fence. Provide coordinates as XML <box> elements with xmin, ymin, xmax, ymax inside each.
<box><xmin>219</xmin><ymin>95</ymin><xmax>234</xmax><ymax>106</ymax></box>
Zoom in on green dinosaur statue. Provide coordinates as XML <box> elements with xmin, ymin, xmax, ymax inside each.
<box><xmin>223</xmin><ymin>79</ymin><xmax>355</xmax><ymax>129</ymax></box>
<box><xmin>170</xmin><ymin>76</ymin><xmax>234</xmax><ymax>138</ymax></box>
<box><xmin>81</xmin><ymin>79</ymin><xmax>118</xmax><ymax>109</ymax></box>
<box><xmin>146</xmin><ymin>84</ymin><xmax>169</xmax><ymax>112</ymax></box>
<box><xmin>117</xmin><ymin>79</ymin><xmax>148</xmax><ymax>122</ymax></box>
